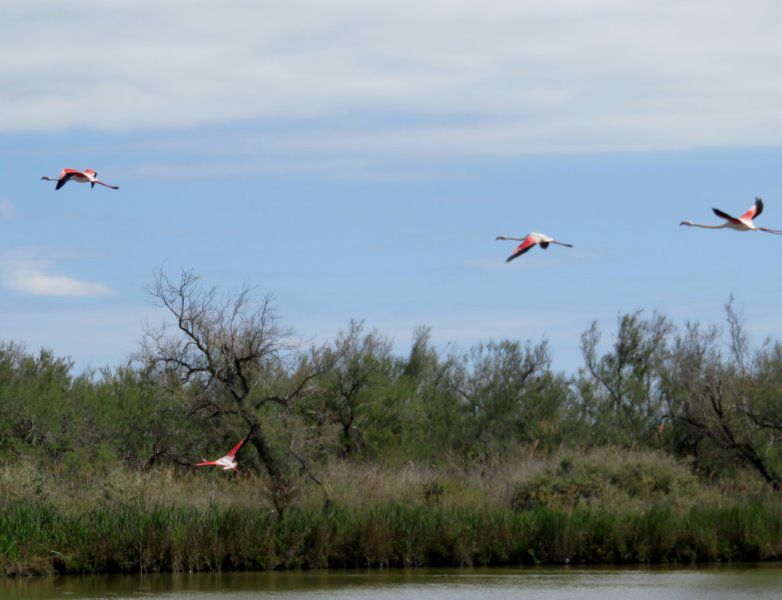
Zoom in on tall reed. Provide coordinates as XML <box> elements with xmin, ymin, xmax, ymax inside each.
<box><xmin>3</xmin><ymin>450</ymin><xmax>781</xmax><ymax>576</ymax></box>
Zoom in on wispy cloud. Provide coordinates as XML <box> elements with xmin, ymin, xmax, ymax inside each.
<box><xmin>1</xmin><ymin>251</ymin><xmax>110</xmax><ymax>297</ymax></box>
<box><xmin>464</xmin><ymin>254</ymin><xmax>569</xmax><ymax>272</ymax></box>
<box><xmin>4</xmin><ymin>0</ymin><xmax>782</xmax><ymax>161</ymax></box>
<box><xmin>0</xmin><ymin>199</ymin><xmax>13</xmax><ymax>221</ymax></box>
<box><xmin>131</xmin><ymin>155</ymin><xmax>436</xmax><ymax>181</ymax></box>
<box><xmin>5</xmin><ymin>267</ymin><xmax>110</xmax><ymax>297</ymax></box>
<box><xmin>464</xmin><ymin>257</ymin><xmax>512</xmax><ymax>272</ymax></box>
<box><xmin>465</xmin><ymin>243</ymin><xmax>605</xmax><ymax>273</ymax></box>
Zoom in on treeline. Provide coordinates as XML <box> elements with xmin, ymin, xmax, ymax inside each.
<box><xmin>3</xmin><ymin>271</ymin><xmax>782</xmax><ymax>574</ymax></box>
<box><xmin>2</xmin><ymin>271</ymin><xmax>781</xmax><ymax>497</ymax></box>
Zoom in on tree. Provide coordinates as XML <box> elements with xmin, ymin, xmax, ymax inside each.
<box><xmin>140</xmin><ymin>269</ymin><xmax>326</xmax><ymax>508</ymax></box>
<box><xmin>93</xmin><ymin>365</ymin><xmax>194</xmax><ymax>469</ymax></box>
<box><xmin>578</xmin><ymin>311</ymin><xmax>672</xmax><ymax>447</ymax></box>
<box><xmin>317</xmin><ymin>320</ymin><xmax>392</xmax><ymax>458</ymax></box>
<box><xmin>0</xmin><ymin>342</ymin><xmax>75</xmax><ymax>459</ymax></box>
<box><xmin>447</xmin><ymin>339</ymin><xmax>557</xmax><ymax>457</ymax></box>
<box><xmin>662</xmin><ymin>301</ymin><xmax>782</xmax><ymax>490</ymax></box>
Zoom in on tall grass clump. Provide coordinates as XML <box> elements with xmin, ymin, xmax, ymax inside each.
<box><xmin>2</xmin><ymin>449</ymin><xmax>782</xmax><ymax>576</ymax></box>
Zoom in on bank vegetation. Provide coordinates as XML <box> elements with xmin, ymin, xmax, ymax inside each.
<box><xmin>2</xmin><ymin>271</ymin><xmax>782</xmax><ymax>574</ymax></box>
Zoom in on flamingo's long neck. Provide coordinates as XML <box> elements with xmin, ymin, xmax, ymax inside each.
<box><xmin>683</xmin><ymin>222</ymin><xmax>728</xmax><ymax>230</ymax></box>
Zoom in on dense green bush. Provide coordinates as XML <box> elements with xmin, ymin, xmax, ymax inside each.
<box><xmin>510</xmin><ymin>450</ymin><xmax>698</xmax><ymax>510</ymax></box>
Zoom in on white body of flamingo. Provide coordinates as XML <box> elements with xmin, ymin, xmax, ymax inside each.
<box><xmin>41</xmin><ymin>168</ymin><xmax>119</xmax><ymax>190</ymax></box>
<box><xmin>496</xmin><ymin>232</ymin><xmax>573</xmax><ymax>263</ymax></box>
<box><xmin>195</xmin><ymin>433</ymin><xmax>251</xmax><ymax>471</ymax></box>
<box><xmin>680</xmin><ymin>198</ymin><xmax>782</xmax><ymax>235</ymax></box>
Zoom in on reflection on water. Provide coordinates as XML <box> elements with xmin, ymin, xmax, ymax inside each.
<box><xmin>3</xmin><ymin>565</ymin><xmax>782</xmax><ymax>599</ymax></box>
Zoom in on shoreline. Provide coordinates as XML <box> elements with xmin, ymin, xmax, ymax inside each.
<box><xmin>5</xmin><ymin>559</ymin><xmax>782</xmax><ymax>581</ymax></box>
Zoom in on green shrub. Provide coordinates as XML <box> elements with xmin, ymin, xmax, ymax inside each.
<box><xmin>511</xmin><ymin>450</ymin><xmax>698</xmax><ymax>510</ymax></box>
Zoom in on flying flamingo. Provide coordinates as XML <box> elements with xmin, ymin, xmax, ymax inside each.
<box><xmin>41</xmin><ymin>168</ymin><xmax>119</xmax><ymax>190</ymax></box>
<box><xmin>195</xmin><ymin>433</ymin><xmax>251</xmax><ymax>471</ymax></box>
<box><xmin>680</xmin><ymin>198</ymin><xmax>782</xmax><ymax>235</ymax></box>
<box><xmin>496</xmin><ymin>232</ymin><xmax>574</xmax><ymax>263</ymax></box>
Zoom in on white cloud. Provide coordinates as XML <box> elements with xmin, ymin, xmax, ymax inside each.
<box><xmin>1</xmin><ymin>252</ymin><xmax>110</xmax><ymax>297</ymax></box>
<box><xmin>0</xmin><ymin>199</ymin><xmax>13</xmax><ymax>221</ymax></box>
<box><xmin>5</xmin><ymin>269</ymin><xmax>110</xmax><ymax>297</ymax></box>
<box><xmin>3</xmin><ymin>0</ymin><xmax>782</xmax><ymax>159</ymax></box>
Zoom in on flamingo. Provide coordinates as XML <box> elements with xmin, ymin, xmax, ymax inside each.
<box><xmin>680</xmin><ymin>198</ymin><xmax>782</xmax><ymax>235</ymax></box>
<box><xmin>41</xmin><ymin>168</ymin><xmax>119</xmax><ymax>190</ymax></box>
<box><xmin>195</xmin><ymin>433</ymin><xmax>251</xmax><ymax>471</ymax></box>
<box><xmin>496</xmin><ymin>232</ymin><xmax>573</xmax><ymax>263</ymax></box>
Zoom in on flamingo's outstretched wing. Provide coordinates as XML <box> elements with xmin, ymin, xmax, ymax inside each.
<box><xmin>506</xmin><ymin>235</ymin><xmax>538</xmax><ymax>263</ymax></box>
<box><xmin>55</xmin><ymin>170</ymin><xmax>82</xmax><ymax>190</ymax></box>
<box><xmin>740</xmin><ymin>198</ymin><xmax>763</xmax><ymax>221</ymax></box>
<box><xmin>712</xmin><ymin>208</ymin><xmax>741</xmax><ymax>225</ymax></box>
<box><xmin>227</xmin><ymin>432</ymin><xmax>252</xmax><ymax>459</ymax></box>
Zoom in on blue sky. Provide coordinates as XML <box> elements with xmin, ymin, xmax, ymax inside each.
<box><xmin>3</xmin><ymin>1</ymin><xmax>782</xmax><ymax>372</ymax></box>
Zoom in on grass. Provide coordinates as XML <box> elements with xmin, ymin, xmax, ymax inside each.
<box><xmin>2</xmin><ymin>449</ymin><xmax>782</xmax><ymax>575</ymax></box>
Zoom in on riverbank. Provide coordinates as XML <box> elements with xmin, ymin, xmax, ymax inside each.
<box><xmin>3</xmin><ymin>449</ymin><xmax>781</xmax><ymax>576</ymax></box>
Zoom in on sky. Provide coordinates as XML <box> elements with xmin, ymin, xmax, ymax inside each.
<box><xmin>3</xmin><ymin>0</ymin><xmax>782</xmax><ymax>372</ymax></box>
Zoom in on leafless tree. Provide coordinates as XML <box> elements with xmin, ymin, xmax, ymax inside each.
<box><xmin>139</xmin><ymin>268</ymin><xmax>328</xmax><ymax>506</ymax></box>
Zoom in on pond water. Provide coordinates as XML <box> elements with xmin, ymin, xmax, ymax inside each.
<box><xmin>3</xmin><ymin>565</ymin><xmax>782</xmax><ymax>599</ymax></box>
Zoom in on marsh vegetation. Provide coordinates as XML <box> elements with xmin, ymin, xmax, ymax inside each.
<box><xmin>2</xmin><ymin>271</ymin><xmax>782</xmax><ymax>575</ymax></box>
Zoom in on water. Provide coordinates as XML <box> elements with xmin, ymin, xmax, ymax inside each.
<box><xmin>3</xmin><ymin>565</ymin><xmax>782</xmax><ymax>599</ymax></box>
